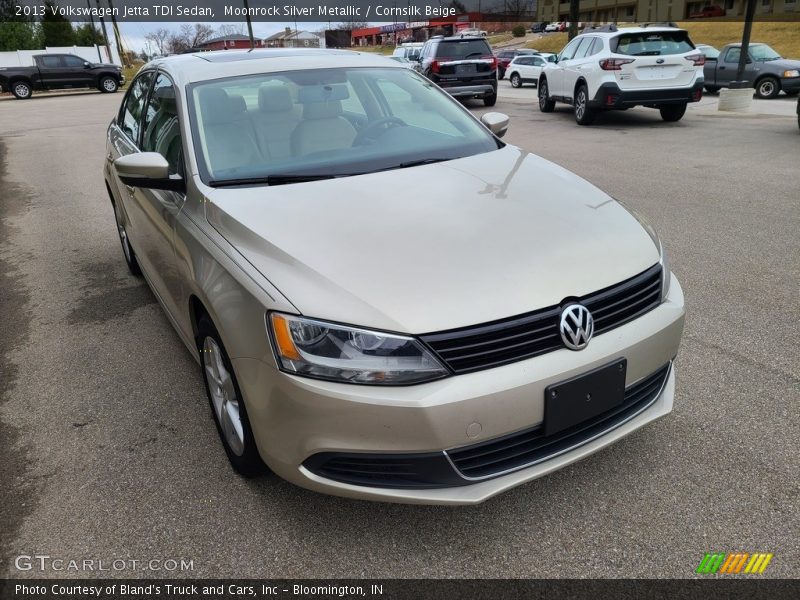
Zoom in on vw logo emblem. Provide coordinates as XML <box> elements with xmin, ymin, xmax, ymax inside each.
<box><xmin>559</xmin><ymin>304</ymin><xmax>594</xmax><ymax>351</ymax></box>
<box><xmin>656</xmin><ymin>58</ymin><xmax>665</xmax><ymax>64</ymax></box>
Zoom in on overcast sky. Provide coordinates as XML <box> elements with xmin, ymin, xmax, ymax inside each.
<box><xmin>118</xmin><ymin>21</ymin><xmax>340</xmax><ymax>53</ymax></box>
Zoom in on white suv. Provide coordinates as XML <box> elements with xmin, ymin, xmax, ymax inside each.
<box><xmin>538</xmin><ymin>25</ymin><xmax>705</xmax><ymax>125</ymax></box>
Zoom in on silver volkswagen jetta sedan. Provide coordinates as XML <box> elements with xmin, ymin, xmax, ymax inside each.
<box><xmin>104</xmin><ymin>49</ymin><xmax>684</xmax><ymax>504</ymax></box>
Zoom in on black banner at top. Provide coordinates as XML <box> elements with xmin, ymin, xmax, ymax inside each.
<box><xmin>7</xmin><ymin>0</ymin><xmax>538</xmax><ymax>23</ymax></box>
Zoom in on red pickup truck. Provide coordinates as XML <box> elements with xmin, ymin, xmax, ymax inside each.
<box><xmin>689</xmin><ymin>5</ymin><xmax>725</xmax><ymax>18</ymax></box>
<box><xmin>0</xmin><ymin>53</ymin><xmax>124</xmax><ymax>100</ymax></box>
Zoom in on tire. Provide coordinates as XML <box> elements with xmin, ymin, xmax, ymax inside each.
<box><xmin>99</xmin><ymin>76</ymin><xmax>118</xmax><ymax>93</ymax></box>
<box><xmin>510</xmin><ymin>73</ymin><xmax>522</xmax><ymax>88</ymax></box>
<box><xmin>11</xmin><ymin>80</ymin><xmax>32</xmax><ymax>100</ymax></box>
<box><xmin>704</xmin><ymin>85</ymin><xmax>720</xmax><ymax>94</ymax></box>
<box><xmin>755</xmin><ymin>76</ymin><xmax>780</xmax><ymax>99</ymax></box>
<box><xmin>483</xmin><ymin>91</ymin><xmax>497</xmax><ymax>107</ymax></box>
<box><xmin>498</xmin><ymin>68</ymin><xmax>505</xmax><ymax>80</ymax></box>
<box><xmin>112</xmin><ymin>201</ymin><xmax>142</xmax><ymax>276</ymax></box>
<box><xmin>573</xmin><ymin>84</ymin><xmax>596</xmax><ymax>125</ymax></box>
<box><xmin>198</xmin><ymin>315</ymin><xmax>264</xmax><ymax>477</ymax></box>
<box><xmin>538</xmin><ymin>78</ymin><xmax>555</xmax><ymax>112</ymax></box>
<box><xmin>659</xmin><ymin>103</ymin><xmax>687</xmax><ymax>122</ymax></box>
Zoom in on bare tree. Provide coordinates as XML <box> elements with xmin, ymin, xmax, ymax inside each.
<box><xmin>168</xmin><ymin>23</ymin><xmax>215</xmax><ymax>54</ymax></box>
<box><xmin>145</xmin><ymin>27</ymin><xmax>171</xmax><ymax>56</ymax></box>
<box><xmin>216</xmin><ymin>23</ymin><xmax>246</xmax><ymax>37</ymax></box>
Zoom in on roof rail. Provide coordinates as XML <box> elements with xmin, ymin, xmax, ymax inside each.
<box><xmin>582</xmin><ymin>23</ymin><xmax>618</xmax><ymax>33</ymax></box>
<box><xmin>641</xmin><ymin>21</ymin><xmax>679</xmax><ymax>28</ymax></box>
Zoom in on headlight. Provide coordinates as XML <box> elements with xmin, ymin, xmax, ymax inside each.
<box><xmin>268</xmin><ymin>313</ymin><xmax>449</xmax><ymax>385</ymax></box>
<box><xmin>783</xmin><ymin>70</ymin><xmax>800</xmax><ymax>78</ymax></box>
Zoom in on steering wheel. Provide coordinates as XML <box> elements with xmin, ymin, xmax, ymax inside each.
<box><xmin>353</xmin><ymin>117</ymin><xmax>407</xmax><ymax>145</ymax></box>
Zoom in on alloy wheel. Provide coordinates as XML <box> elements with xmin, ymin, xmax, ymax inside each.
<box><xmin>203</xmin><ymin>337</ymin><xmax>245</xmax><ymax>457</ymax></box>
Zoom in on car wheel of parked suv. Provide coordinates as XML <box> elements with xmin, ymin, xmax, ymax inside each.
<box><xmin>198</xmin><ymin>314</ymin><xmax>264</xmax><ymax>477</ymax></box>
<box><xmin>498</xmin><ymin>68</ymin><xmax>505</xmax><ymax>80</ymax></box>
<box><xmin>510</xmin><ymin>73</ymin><xmax>522</xmax><ymax>88</ymax></box>
<box><xmin>112</xmin><ymin>201</ymin><xmax>142</xmax><ymax>276</ymax></box>
<box><xmin>11</xmin><ymin>80</ymin><xmax>32</xmax><ymax>99</ymax></box>
<box><xmin>483</xmin><ymin>91</ymin><xmax>497</xmax><ymax>107</ymax></box>
<box><xmin>99</xmin><ymin>76</ymin><xmax>118</xmax><ymax>93</ymax></box>
<box><xmin>755</xmin><ymin>76</ymin><xmax>780</xmax><ymax>99</ymax></box>
<box><xmin>659</xmin><ymin>103</ymin><xmax>687</xmax><ymax>122</ymax></box>
<box><xmin>538</xmin><ymin>79</ymin><xmax>555</xmax><ymax>112</ymax></box>
<box><xmin>574</xmin><ymin>84</ymin><xmax>596</xmax><ymax>125</ymax></box>
<box><xmin>704</xmin><ymin>85</ymin><xmax>719</xmax><ymax>94</ymax></box>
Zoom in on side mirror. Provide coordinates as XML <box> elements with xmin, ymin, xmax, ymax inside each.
<box><xmin>114</xmin><ymin>153</ymin><xmax>185</xmax><ymax>192</ymax></box>
<box><xmin>481</xmin><ymin>112</ymin><xmax>509</xmax><ymax>138</ymax></box>
<box><xmin>84</xmin><ymin>62</ymin><xmax>92</xmax><ymax>68</ymax></box>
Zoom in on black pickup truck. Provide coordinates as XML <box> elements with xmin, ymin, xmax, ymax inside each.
<box><xmin>0</xmin><ymin>53</ymin><xmax>124</xmax><ymax>99</ymax></box>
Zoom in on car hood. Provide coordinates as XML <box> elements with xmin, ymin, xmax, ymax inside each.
<box><xmin>205</xmin><ymin>146</ymin><xmax>660</xmax><ymax>334</ymax></box>
<box><xmin>766</xmin><ymin>58</ymin><xmax>800</xmax><ymax>70</ymax></box>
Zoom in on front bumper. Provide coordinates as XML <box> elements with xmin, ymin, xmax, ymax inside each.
<box><xmin>780</xmin><ymin>76</ymin><xmax>800</xmax><ymax>94</ymax></box>
<box><xmin>235</xmin><ymin>274</ymin><xmax>685</xmax><ymax>504</ymax></box>
<box><xmin>591</xmin><ymin>81</ymin><xmax>705</xmax><ymax>108</ymax></box>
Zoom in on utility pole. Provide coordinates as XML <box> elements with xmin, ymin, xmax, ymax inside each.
<box><xmin>243</xmin><ymin>0</ymin><xmax>255</xmax><ymax>49</ymax></box>
<box><xmin>95</xmin><ymin>0</ymin><xmax>112</xmax><ymax>64</ymax></box>
<box><xmin>105</xmin><ymin>0</ymin><xmax>126</xmax><ymax>66</ymax></box>
<box><xmin>86</xmin><ymin>0</ymin><xmax>102</xmax><ymax>61</ymax></box>
<box><xmin>568</xmin><ymin>0</ymin><xmax>580</xmax><ymax>41</ymax></box>
<box><xmin>731</xmin><ymin>0</ymin><xmax>757</xmax><ymax>88</ymax></box>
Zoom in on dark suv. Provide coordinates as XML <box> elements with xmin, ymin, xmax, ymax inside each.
<box><xmin>416</xmin><ymin>36</ymin><xmax>498</xmax><ymax>106</ymax></box>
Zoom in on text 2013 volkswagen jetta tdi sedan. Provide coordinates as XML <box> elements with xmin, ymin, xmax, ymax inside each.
<box><xmin>104</xmin><ymin>49</ymin><xmax>684</xmax><ymax>504</ymax></box>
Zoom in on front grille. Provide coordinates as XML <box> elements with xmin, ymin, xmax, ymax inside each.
<box><xmin>446</xmin><ymin>362</ymin><xmax>671</xmax><ymax>480</ymax></box>
<box><xmin>421</xmin><ymin>264</ymin><xmax>662</xmax><ymax>374</ymax></box>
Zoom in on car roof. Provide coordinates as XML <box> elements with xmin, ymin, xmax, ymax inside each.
<box><xmin>144</xmin><ymin>49</ymin><xmax>403</xmax><ymax>87</ymax></box>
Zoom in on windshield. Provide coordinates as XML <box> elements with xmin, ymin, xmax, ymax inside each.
<box><xmin>189</xmin><ymin>67</ymin><xmax>500</xmax><ymax>186</ymax></box>
<box><xmin>750</xmin><ymin>44</ymin><xmax>781</xmax><ymax>60</ymax></box>
<box><xmin>613</xmin><ymin>31</ymin><xmax>695</xmax><ymax>56</ymax></box>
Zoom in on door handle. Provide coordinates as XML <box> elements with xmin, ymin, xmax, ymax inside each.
<box><xmin>719</xmin><ymin>66</ymin><xmax>726</xmax><ymax>70</ymax></box>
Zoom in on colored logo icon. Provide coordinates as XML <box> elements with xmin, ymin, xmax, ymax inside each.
<box><xmin>696</xmin><ymin>552</ymin><xmax>774</xmax><ymax>574</ymax></box>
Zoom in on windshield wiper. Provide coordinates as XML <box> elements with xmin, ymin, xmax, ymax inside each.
<box><xmin>393</xmin><ymin>158</ymin><xmax>451</xmax><ymax>169</ymax></box>
<box><xmin>208</xmin><ymin>174</ymin><xmax>342</xmax><ymax>187</ymax></box>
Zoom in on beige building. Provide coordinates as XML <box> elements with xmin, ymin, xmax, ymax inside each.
<box><xmin>536</xmin><ymin>0</ymin><xmax>800</xmax><ymax>23</ymax></box>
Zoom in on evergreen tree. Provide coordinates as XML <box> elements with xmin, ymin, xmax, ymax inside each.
<box><xmin>41</xmin><ymin>0</ymin><xmax>76</xmax><ymax>47</ymax></box>
<box><xmin>0</xmin><ymin>0</ymin><xmax>42</xmax><ymax>51</ymax></box>
<box><xmin>74</xmin><ymin>23</ymin><xmax>103</xmax><ymax>46</ymax></box>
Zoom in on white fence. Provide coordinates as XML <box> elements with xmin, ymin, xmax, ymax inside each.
<box><xmin>0</xmin><ymin>45</ymin><xmax>122</xmax><ymax>68</ymax></box>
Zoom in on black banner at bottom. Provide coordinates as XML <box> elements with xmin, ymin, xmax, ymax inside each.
<box><xmin>2</xmin><ymin>579</ymin><xmax>800</xmax><ymax>600</ymax></box>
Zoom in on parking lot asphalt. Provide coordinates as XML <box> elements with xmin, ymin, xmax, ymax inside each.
<box><xmin>1</xmin><ymin>91</ymin><xmax>798</xmax><ymax>579</ymax></box>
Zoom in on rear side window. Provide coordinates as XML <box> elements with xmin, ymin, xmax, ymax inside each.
<box><xmin>435</xmin><ymin>39</ymin><xmax>491</xmax><ymax>59</ymax></box>
<box><xmin>612</xmin><ymin>30</ymin><xmax>695</xmax><ymax>56</ymax></box>
<box><xmin>574</xmin><ymin>37</ymin><xmax>595</xmax><ymax>59</ymax></box>
<box><xmin>39</xmin><ymin>56</ymin><xmax>62</xmax><ymax>68</ymax></box>
<box><xmin>63</xmin><ymin>55</ymin><xmax>85</xmax><ymax>67</ymax></box>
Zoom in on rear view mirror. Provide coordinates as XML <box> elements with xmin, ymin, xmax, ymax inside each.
<box><xmin>480</xmin><ymin>112</ymin><xmax>510</xmax><ymax>138</ymax></box>
<box><xmin>114</xmin><ymin>152</ymin><xmax>185</xmax><ymax>192</ymax></box>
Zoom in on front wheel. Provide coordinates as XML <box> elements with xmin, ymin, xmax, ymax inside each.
<box><xmin>99</xmin><ymin>76</ymin><xmax>118</xmax><ymax>93</ymax></box>
<box><xmin>483</xmin><ymin>91</ymin><xmax>497</xmax><ymax>107</ymax></box>
<box><xmin>11</xmin><ymin>80</ymin><xmax>32</xmax><ymax>99</ymax></box>
<box><xmin>573</xmin><ymin>84</ymin><xmax>596</xmax><ymax>125</ymax></box>
<box><xmin>199</xmin><ymin>315</ymin><xmax>264</xmax><ymax>477</ymax></box>
<box><xmin>538</xmin><ymin>79</ymin><xmax>555</xmax><ymax>112</ymax></box>
<box><xmin>659</xmin><ymin>103</ymin><xmax>687</xmax><ymax>122</ymax></box>
<box><xmin>755</xmin><ymin>76</ymin><xmax>780</xmax><ymax>99</ymax></box>
<box><xmin>510</xmin><ymin>73</ymin><xmax>522</xmax><ymax>88</ymax></box>
<box><xmin>704</xmin><ymin>85</ymin><xmax>720</xmax><ymax>94</ymax></box>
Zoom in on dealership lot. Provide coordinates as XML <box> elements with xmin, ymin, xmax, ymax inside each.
<box><xmin>1</xmin><ymin>92</ymin><xmax>797</xmax><ymax>577</ymax></box>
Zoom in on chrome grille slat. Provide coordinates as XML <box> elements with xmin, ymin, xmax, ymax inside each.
<box><xmin>421</xmin><ymin>264</ymin><xmax>663</xmax><ymax>374</ymax></box>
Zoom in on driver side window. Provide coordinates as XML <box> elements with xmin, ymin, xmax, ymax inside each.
<box><xmin>558</xmin><ymin>38</ymin><xmax>583</xmax><ymax>62</ymax></box>
<box><xmin>141</xmin><ymin>73</ymin><xmax>183</xmax><ymax>177</ymax></box>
